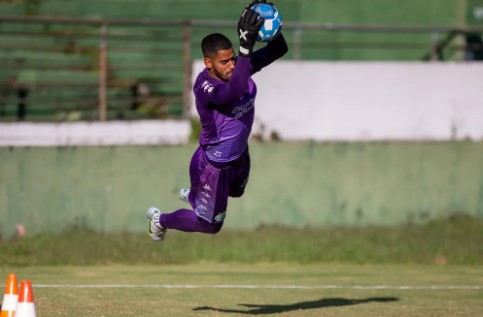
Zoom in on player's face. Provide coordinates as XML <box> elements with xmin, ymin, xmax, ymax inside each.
<box><xmin>204</xmin><ymin>48</ymin><xmax>236</xmax><ymax>82</ymax></box>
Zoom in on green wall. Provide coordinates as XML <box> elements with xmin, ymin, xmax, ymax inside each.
<box><xmin>1</xmin><ymin>141</ymin><xmax>483</xmax><ymax>237</ymax></box>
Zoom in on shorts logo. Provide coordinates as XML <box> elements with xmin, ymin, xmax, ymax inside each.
<box><xmin>214</xmin><ymin>212</ymin><xmax>226</xmax><ymax>222</ymax></box>
<box><xmin>201</xmin><ymin>191</ymin><xmax>212</xmax><ymax>199</ymax></box>
<box><xmin>203</xmin><ymin>184</ymin><xmax>212</xmax><ymax>192</ymax></box>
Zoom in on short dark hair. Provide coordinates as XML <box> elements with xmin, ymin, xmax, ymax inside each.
<box><xmin>201</xmin><ymin>33</ymin><xmax>233</xmax><ymax>58</ymax></box>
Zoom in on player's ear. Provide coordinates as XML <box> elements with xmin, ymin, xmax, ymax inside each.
<box><xmin>204</xmin><ymin>57</ymin><xmax>213</xmax><ymax>69</ymax></box>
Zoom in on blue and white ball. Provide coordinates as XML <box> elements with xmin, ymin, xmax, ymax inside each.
<box><xmin>251</xmin><ymin>3</ymin><xmax>283</xmax><ymax>42</ymax></box>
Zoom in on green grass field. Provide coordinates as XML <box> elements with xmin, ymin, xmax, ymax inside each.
<box><xmin>1</xmin><ymin>264</ymin><xmax>483</xmax><ymax>316</ymax></box>
<box><xmin>2</xmin><ymin>216</ymin><xmax>483</xmax><ymax>266</ymax></box>
<box><xmin>1</xmin><ymin>217</ymin><xmax>483</xmax><ymax>316</ymax></box>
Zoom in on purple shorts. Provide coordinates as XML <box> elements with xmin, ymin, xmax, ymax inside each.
<box><xmin>187</xmin><ymin>146</ymin><xmax>250</xmax><ymax>223</ymax></box>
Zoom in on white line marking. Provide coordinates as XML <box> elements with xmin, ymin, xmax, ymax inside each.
<box><xmin>31</xmin><ymin>284</ymin><xmax>483</xmax><ymax>290</ymax></box>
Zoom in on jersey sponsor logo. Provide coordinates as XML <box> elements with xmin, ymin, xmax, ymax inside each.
<box><xmin>232</xmin><ymin>99</ymin><xmax>254</xmax><ymax>119</ymax></box>
<box><xmin>201</xmin><ymin>80</ymin><xmax>214</xmax><ymax>93</ymax></box>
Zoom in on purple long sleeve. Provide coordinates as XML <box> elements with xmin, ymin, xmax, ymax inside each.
<box><xmin>192</xmin><ymin>33</ymin><xmax>288</xmax><ymax>163</ymax></box>
<box><xmin>211</xmin><ymin>56</ymin><xmax>252</xmax><ymax>106</ymax></box>
<box><xmin>252</xmin><ymin>33</ymin><xmax>288</xmax><ymax>74</ymax></box>
<box><xmin>193</xmin><ymin>56</ymin><xmax>256</xmax><ymax>163</ymax></box>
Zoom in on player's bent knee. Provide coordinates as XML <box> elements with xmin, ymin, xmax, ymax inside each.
<box><xmin>198</xmin><ymin>217</ymin><xmax>223</xmax><ymax>234</ymax></box>
<box><xmin>229</xmin><ymin>189</ymin><xmax>245</xmax><ymax>198</ymax></box>
<box><xmin>203</xmin><ymin>222</ymin><xmax>223</xmax><ymax>234</ymax></box>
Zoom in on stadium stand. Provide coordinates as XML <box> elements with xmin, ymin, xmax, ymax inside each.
<box><xmin>0</xmin><ymin>0</ymin><xmax>481</xmax><ymax>121</ymax></box>
<box><xmin>0</xmin><ymin>17</ymin><xmax>186</xmax><ymax>121</ymax></box>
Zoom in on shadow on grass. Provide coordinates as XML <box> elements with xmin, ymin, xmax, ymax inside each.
<box><xmin>193</xmin><ymin>297</ymin><xmax>399</xmax><ymax>315</ymax></box>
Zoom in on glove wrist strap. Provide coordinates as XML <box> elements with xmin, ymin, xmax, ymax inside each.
<box><xmin>239</xmin><ymin>45</ymin><xmax>252</xmax><ymax>57</ymax></box>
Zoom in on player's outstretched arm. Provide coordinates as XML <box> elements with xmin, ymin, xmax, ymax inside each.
<box><xmin>251</xmin><ymin>32</ymin><xmax>288</xmax><ymax>73</ymax></box>
<box><xmin>209</xmin><ymin>4</ymin><xmax>264</xmax><ymax>106</ymax></box>
<box><xmin>209</xmin><ymin>3</ymin><xmax>268</xmax><ymax>106</ymax></box>
<box><xmin>248</xmin><ymin>0</ymin><xmax>288</xmax><ymax>73</ymax></box>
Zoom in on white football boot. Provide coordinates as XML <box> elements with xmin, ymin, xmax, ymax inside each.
<box><xmin>179</xmin><ymin>188</ymin><xmax>190</xmax><ymax>205</ymax></box>
<box><xmin>145</xmin><ymin>206</ymin><xmax>167</xmax><ymax>241</ymax></box>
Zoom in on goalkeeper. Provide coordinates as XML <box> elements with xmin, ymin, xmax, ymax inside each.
<box><xmin>145</xmin><ymin>0</ymin><xmax>288</xmax><ymax>241</ymax></box>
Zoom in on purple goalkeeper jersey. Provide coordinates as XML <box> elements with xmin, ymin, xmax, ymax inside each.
<box><xmin>193</xmin><ymin>34</ymin><xmax>288</xmax><ymax>163</ymax></box>
<box><xmin>193</xmin><ymin>57</ymin><xmax>256</xmax><ymax>162</ymax></box>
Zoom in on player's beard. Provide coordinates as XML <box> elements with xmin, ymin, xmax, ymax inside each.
<box><xmin>213</xmin><ymin>67</ymin><xmax>230</xmax><ymax>82</ymax></box>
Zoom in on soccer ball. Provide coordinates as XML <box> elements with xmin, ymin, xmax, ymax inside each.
<box><xmin>251</xmin><ymin>3</ymin><xmax>283</xmax><ymax>42</ymax></box>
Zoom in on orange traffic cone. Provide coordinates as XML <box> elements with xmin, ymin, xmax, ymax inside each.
<box><xmin>15</xmin><ymin>281</ymin><xmax>36</xmax><ymax>317</ymax></box>
<box><xmin>1</xmin><ymin>273</ymin><xmax>19</xmax><ymax>317</ymax></box>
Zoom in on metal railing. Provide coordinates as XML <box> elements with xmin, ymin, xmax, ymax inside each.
<box><xmin>1</xmin><ymin>15</ymin><xmax>482</xmax><ymax>122</ymax></box>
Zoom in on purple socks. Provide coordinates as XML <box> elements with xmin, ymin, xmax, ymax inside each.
<box><xmin>160</xmin><ymin>209</ymin><xmax>222</xmax><ymax>234</ymax></box>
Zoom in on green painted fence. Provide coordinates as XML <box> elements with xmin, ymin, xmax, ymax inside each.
<box><xmin>1</xmin><ymin>141</ymin><xmax>483</xmax><ymax>237</ymax></box>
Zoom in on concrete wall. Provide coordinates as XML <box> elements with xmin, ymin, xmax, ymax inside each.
<box><xmin>1</xmin><ymin>142</ymin><xmax>482</xmax><ymax>236</ymax></box>
<box><xmin>193</xmin><ymin>61</ymin><xmax>483</xmax><ymax>142</ymax></box>
<box><xmin>3</xmin><ymin>62</ymin><xmax>483</xmax><ymax>147</ymax></box>
<box><xmin>2</xmin><ymin>61</ymin><xmax>483</xmax><ymax>235</ymax></box>
<box><xmin>0</xmin><ymin>120</ymin><xmax>190</xmax><ymax>147</ymax></box>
